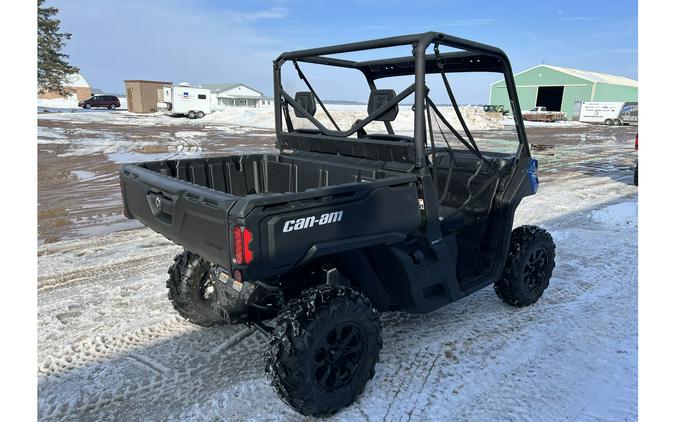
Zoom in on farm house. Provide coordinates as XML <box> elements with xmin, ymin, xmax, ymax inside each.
<box><xmin>489</xmin><ymin>65</ymin><xmax>638</xmax><ymax>117</ymax></box>
<box><xmin>201</xmin><ymin>83</ymin><xmax>271</xmax><ymax>108</ymax></box>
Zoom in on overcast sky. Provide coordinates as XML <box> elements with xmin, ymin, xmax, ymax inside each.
<box><xmin>52</xmin><ymin>0</ymin><xmax>637</xmax><ymax>103</ymax></box>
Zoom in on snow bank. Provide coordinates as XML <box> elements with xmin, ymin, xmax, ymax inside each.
<box><xmin>37</xmin><ymin>104</ymin><xmax>502</xmax><ymax>133</ymax></box>
<box><xmin>38</xmin><ymin>95</ymin><xmax>79</xmax><ymax>109</ymax></box>
<box><xmin>591</xmin><ymin>201</ymin><xmax>637</xmax><ymax>228</ymax></box>
<box><xmin>38</xmin><ymin>97</ymin><xmax>127</xmax><ymax>110</ymax></box>
<box><xmin>202</xmin><ymin>104</ymin><xmax>503</xmax><ymax>132</ymax></box>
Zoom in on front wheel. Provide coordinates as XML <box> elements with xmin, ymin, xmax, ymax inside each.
<box><xmin>110</xmin><ymin>104</ymin><xmax>117</xmax><ymax>110</ymax></box>
<box><xmin>166</xmin><ymin>250</ymin><xmax>225</xmax><ymax>327</ymax></box>
<box><xmin>84</xmin><ymin>103</ymin><xmax>92</xmax><ymax>109</ymax></box>
<box><xmin>266</xmin><ymin>285</ymin><xmax>382</xmax><ymax>416</ymax></box>
<box><xmin>495</xmin><ymin>225</ymin><xmax>556</xmax><ymax>307</ymax></box>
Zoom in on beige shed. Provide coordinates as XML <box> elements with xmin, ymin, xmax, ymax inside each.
<box><xmin>124</xmin><ymin>80</ymin><xmax>172</xmax><ymax>113</ymax></box>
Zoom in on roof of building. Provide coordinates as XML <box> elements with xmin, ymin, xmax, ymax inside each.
<box><xmin>491</xmin><ymin>64</ymin><xmax>638</xmax><ymax>88</ymax></box>
<box><xmin>200</xmin><ymin>83</ymin><xmax>263</xmax><ymax>95</ymax></box>
<box><xmin>64</xmin><ymin>73</ymin><xmax>90</xmax><ymax>88</ymax></box>
<box><xmin>124</xmin><ymin>80</ymin><xmax>173</xmax><ymax>85</ymax></box>
<box><xmin>542</xmin><ymin>65</ymin><xmax>638</xmax><ymax>87</ymax></box>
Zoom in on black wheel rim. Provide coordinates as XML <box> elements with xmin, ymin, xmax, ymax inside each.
<box><xmin>524</xmin><ymin>247</ymin><xmax>549</xmax><ymax>290</ymax></box>
<box><xmin>312</xmin><ymin>323</ymin><xmax>365</xmax><ymax>392</ymax></box>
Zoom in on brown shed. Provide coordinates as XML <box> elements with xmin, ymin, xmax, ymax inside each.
<box><xmin>124</xmin><ymin>80</ymin><xmax>172</xmax><ymax>113</ymax></box>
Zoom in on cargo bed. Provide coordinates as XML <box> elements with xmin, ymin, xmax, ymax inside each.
<box><xmin>119</xmin><ymin>152</ymin><xmax>421</xmax><ymax>275</ymax></box>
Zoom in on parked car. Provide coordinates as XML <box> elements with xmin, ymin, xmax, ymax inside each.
<box><xmin>119</xmin><ymin>32</ymin><xmax>557</xmax><ymax>416</ymax></box>
<box><xmin>78</xmin><ymin>95</ymin><xmax>121</xmax><ymax>110</ymax></box>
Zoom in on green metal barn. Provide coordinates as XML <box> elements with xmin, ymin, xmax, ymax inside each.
<box><xmin>489</xmin><ymin>64</ymin><xmax>638</xmax><ymax>117</ymax></box>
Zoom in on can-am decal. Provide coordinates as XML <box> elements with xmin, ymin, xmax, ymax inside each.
<box><xmin>282</xmin><ymin>211</ymin><xmax>343</xmax><ymax>233</ymax></box>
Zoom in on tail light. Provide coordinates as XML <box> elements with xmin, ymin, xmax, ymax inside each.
<box><xmin>635</xmin><ymin>133</ymin><xmax>638</xmax><ymax>150</ymax></box>
<box><xmin>232</xmin><ymin>226</ymin><xmax>254</xmax><ymax>265</ymax></box>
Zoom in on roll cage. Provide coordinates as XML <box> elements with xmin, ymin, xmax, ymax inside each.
<box><xmin>273</xmin><ymin>31</ymin><xmax>531</xmax><ymax>171</ymax></box>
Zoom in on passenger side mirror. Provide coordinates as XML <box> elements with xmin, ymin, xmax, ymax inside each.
<box><xmin>294</xmin><ymin>91</ymin><xmax>316</xmax><ymax>118</ymax></box>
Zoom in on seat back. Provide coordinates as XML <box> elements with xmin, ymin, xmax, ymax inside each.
<box><xmin>294</xmin><ymin>91</ymin><xmax>316</xmax><ymax>118</ymax></box>
<box><xmin>368</xmin><ymin>89</ymin><xmax>398</xmax><ymax>121</ymax></box>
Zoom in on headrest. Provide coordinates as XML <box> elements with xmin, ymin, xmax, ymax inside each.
<box><xmin>368</xmin><ymin>89</ymin><xmax>398</xmax><ymax>122</ymax></box>
<box><xmin>294</xmin><ymin>91</ymin><xmax>316</xmax><ymax>118</ymax></box>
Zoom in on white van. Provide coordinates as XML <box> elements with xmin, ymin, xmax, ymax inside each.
<box><xmin>158</xmin><ymin>83</ymin><xmax>212</xmax><ymax>119</ymax></box>
<box><xmin>579</xmin><ymin>101</ymin><xmax>638</xmax><ymax>126</ymax></box>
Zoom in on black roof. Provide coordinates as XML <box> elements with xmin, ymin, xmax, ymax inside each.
<box><xmin>276</xmin><ymin>32</ymin><xmax>508</xmax><ymax>79</ymax></box>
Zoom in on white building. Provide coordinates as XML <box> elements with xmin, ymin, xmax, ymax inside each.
<box><xmin>201</xmin><ymin>83</ymin><xmax>272</xmax><ymax>108</ymax></box>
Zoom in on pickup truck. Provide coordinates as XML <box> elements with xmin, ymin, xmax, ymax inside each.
<box><xmin>119</xmin><ymin>32</ymin><xmax>556</xmax><ymax>416</ymax></box>
<box><xmin>522</xmin><ymin>106</ymin><xmax>566</xmax><ymax>122</ymax></box>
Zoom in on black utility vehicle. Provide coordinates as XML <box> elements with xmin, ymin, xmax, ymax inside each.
<box><xmin>119</xmin><ymin>32</ymin><xmax>556</xmax><ymax>416</ymax></box>
<box><xmin>78</xmin><ymin>95</ymin><xmax>121</xmax><ymax>109</ymax></box>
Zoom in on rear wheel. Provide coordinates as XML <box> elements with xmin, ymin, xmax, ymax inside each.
<box><xmin>166</xmin><ymin>250</ymin><xmax>224</xmax><ymax>327</ymax></box>
<box><xmin>196</xmin><ymin>111</ymin><xmax>205</xmax><ymax>118</ymax></box>
<box><xmin>495</xmin><ymin>225</ymin><xmax>556</xmax><ymax>307</ymax></box>
<box><xmin>613</xmin><ymin>118</ymin><xmax>622</xmax><ymax>126</ymax></box>
<box><xmin>266</xmin><ymin>285</ymin><xmax>382</xmax><ymax>416</ymax></box>
<box><xmin>604</xmin><ymin>118</ymin><xmax>612</xmax><ymax>125</ymax></box>
<box><xmin>187</xmin><ymin>111</ymin><xmax>196</xmax><ymax>119</ymax></box>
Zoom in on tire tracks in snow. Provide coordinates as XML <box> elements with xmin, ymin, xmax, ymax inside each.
<box><xmin>38</xmin><ymin>319</ymin><xmax>265</xmax><ymax>421</ymax></box>
<box><xmin>373</xmin><ymin>220</ymin><xmax>635</xmax><ymax>421</ymax></box>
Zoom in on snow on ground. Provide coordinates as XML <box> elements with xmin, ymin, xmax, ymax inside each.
<box><xmin>38</xmin><ymin>104</ymin><xmax>502</xmax><ymax>133</ymax></box>
<box><xmin>37</xmin><ymin>173</ymin><xmax>637</xmax><ymax>420</ymax></box>
<box><xmin>38</xmin><ymin>97</ymin><xmax>128</xmax><ymax>110</ymax></box>
<box><xmin>502</xmin><ymin>116</ymin><xmax>590</xmax><ymax>128</ymax></box>
<box><xmin>591</xmin><ymin>202</ymin><xmax>638</xmax><ymax>228</ymax></box>
<box><xmin>37</xmin><ymin>124</ymin><xmax>207</xmax><ymax>164</ymax></box>
<box><xmin>37</xmin><ymin>109</ymin><xmax>637</xmax><ymax>420</ymax></box>
<box><xmin>38</xmin><ymin>96</ymin><xmax>79</xmax><ymax>109</ymax></box>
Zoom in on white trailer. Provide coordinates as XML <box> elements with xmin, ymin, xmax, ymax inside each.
<box><xmin>158</xmin><ymin>84</ymin><xmax>212</xmax><ymax>119</ymax></box>
<box><xmin>579</xmin><ymin>101</ymin><xmax>638</xmax><ymax>126</ymax></box>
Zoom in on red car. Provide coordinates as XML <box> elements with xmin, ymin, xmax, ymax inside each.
<box><xmin>78</xmin><ymin>95</ymin><xmax>121</xmax><ymax>110</ymax></box>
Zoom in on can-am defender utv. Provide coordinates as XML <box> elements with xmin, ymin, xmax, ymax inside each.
<box><xmin>119</xmin><ymin>32</ymin><xmax>556</xmax><ymax>416</ymax></box>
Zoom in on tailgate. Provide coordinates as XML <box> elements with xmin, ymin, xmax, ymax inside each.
<box><xmin>120</xmin><ymin>165</ymin><xmax>237</xmax><ymax>267</ymax></box>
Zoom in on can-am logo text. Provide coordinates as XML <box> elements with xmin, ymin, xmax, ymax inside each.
<box><xmin>282</xmin><ymin>211</ymin><xmax>343</xmax><ymax>233</ymax></box>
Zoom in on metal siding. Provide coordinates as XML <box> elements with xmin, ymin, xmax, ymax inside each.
<box><xmin>489</xmin><ymin>86</ymin><xmax>510</xmax><ymax>111</ymax></box>
<box><xmin>490</xmin><ymin>65</ymin><xmax>591</xmax><ymax>114</ymax></box>
<box><xmin>593</xmin><ymin>83</ymin><xmax>638</xmax><ymax>102</ymax></box>
<box><xmin>517</xmin><ymin>86</ymin><xmax>538</xmax><ymax>111</ymax></box>
<box><xmin>561</xmin><ymin>85</ymin><xmax>593</xmax><ymax>116</ymax></box>
<box><xmin>490</xmin><ymin>85</ymin><xmax>537</xmax><ymax>114</ymax></box>
<box><xmin>489</xmin><ymin>65</ymin><xmax>637</xmax><ymax>117</ymax></box>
